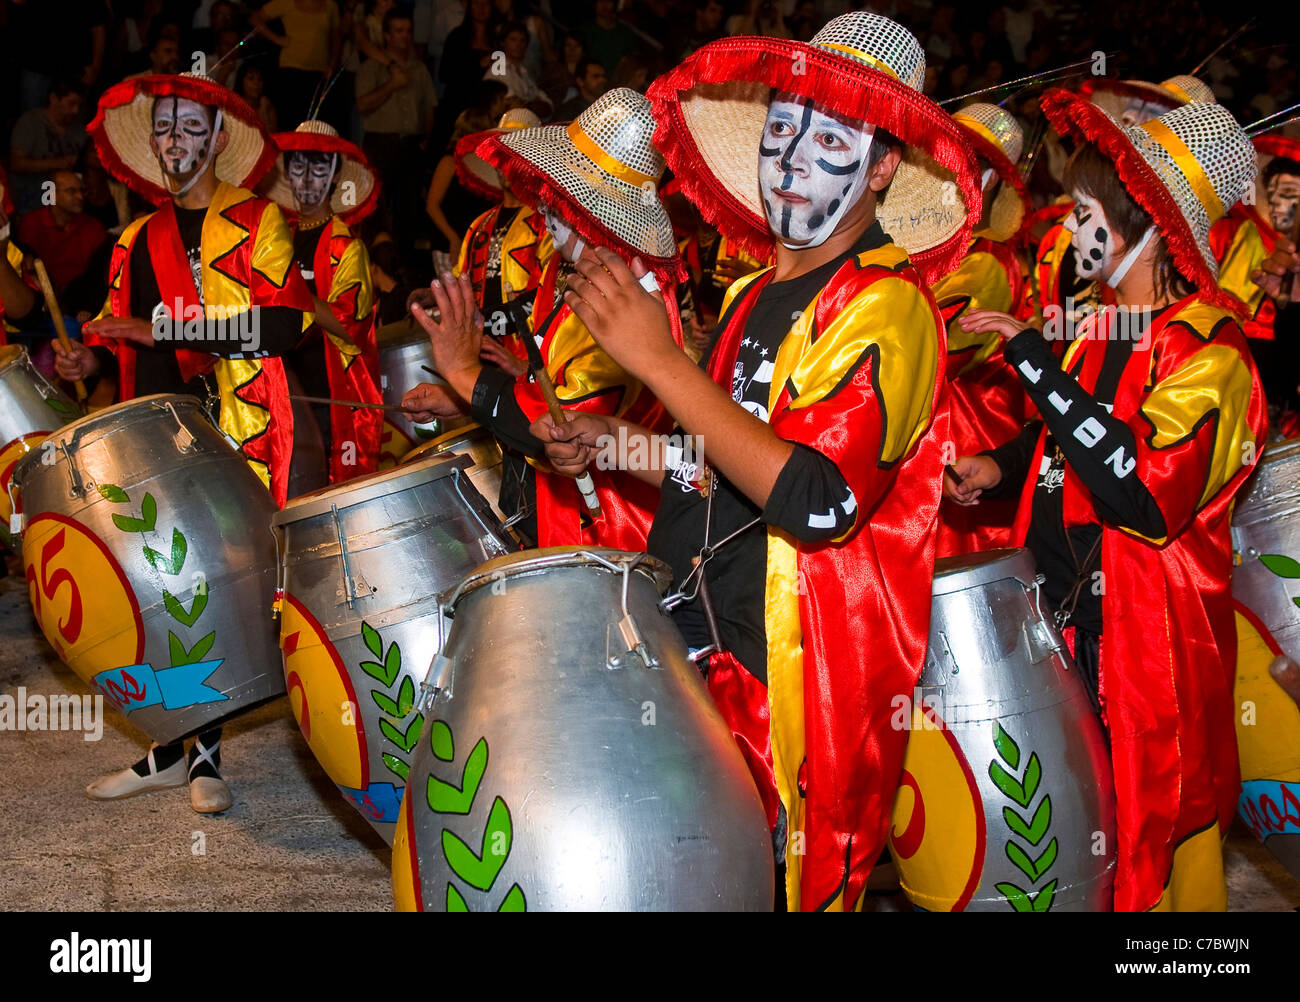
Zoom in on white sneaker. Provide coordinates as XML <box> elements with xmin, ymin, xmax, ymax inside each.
<box><xmin>189</xmin><ymin>776</ymin><xmax>233</xmax><ymax>814</ymax></box>
<box><xmin>85</xmin><ymin>755</ymin><xmax>187</xmax><ymax>800</ymax></box>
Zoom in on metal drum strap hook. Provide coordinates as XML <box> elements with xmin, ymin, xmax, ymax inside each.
<box><xmin>164</xmin><ymin>401</ymin><xmax>196</xmax><ymax>453</ymax></box>
<box><xmin>450</xmin><ymin>466</ymin><xmax>508</xmax><ymax>558</ymax></box>
<box><xmin>582</xmin><ymin>550</ymin><xmax>659</xmax><ymax>670</ymax></box>
<box><xmin>60</xmin><ymin>442</ymin><xmax>86</xmax><ymax>498</ymax></box>
<box><xmin>330</xmin><ymin>503</ymin><xmax>358</xmax><ymax>608</ymax></box>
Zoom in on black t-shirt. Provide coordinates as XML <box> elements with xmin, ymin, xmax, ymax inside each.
<box><xmin>648</xmin><ymin>225</ymin><xmax>886</xmax><ymax>682</ymax></box>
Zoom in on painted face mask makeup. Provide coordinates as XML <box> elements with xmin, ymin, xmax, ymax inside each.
<box><xmin>287</xmin><ymin>151</ymin><xmax>338</xmax><ymax>215</ymax></box>
<box><xmin>1119</xmin><ymin>98</ymin><xmax>1162</xmax><ymax>128</ymax></box>
<box><xmin>151</xmin><ymin>97</ymin><xmax>221</xmax><ymax>196</ymax></box>
<box><xmin>1267</xmin><ymin>172</ymin><xmax>1300</xmax><ymax>234</ymax></box>
<box><xmin>758</xmin><ymin>97</ymin><xmax>874</xmax><ymax>249</ymax></box>
<box><xmin>1066</xmin><ymin>191</ymin><xmax>1156</xmax><ymax>288</ymax></box>
<box><xmin>541</xmin><ymin>205</ymin><xmax>585</xmax><ymax>262</ymax></box>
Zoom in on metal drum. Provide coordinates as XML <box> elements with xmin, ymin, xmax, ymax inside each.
<box><xmin>272</xmin><ymin>454</ymin><xmax>515</xmax><ymax>844</ymax></box>
<box><xmin>1229</xmin><ymin>437</ymin><xmax>1300</xmax><ymax>881</ymax></box>
<box><xmin>0</xmin><ymin>344</ymin><xmax>77</xmax><ymax>546</ymax></box>
<box><xmin>377</xmin><ymin>321</ymin><xmax>442</xmax><ymax>466</ymax></box>
<box><xmin>12</xmin><ymin>394</ymin><xmax>282</xmax><ymax>744</ymax></box>
<box><xmin>889</xmin><ymin>547</ymin><xmax>1116</xmax><ymax>912</ymax></box>
<box><xmin>392</xmin><ymin>547</ymin><xmax>774</xmax><ymax>912</ymax></box>
<box><xmin>400</xmin><ymin>423</ymin><xmax>504</xmax><ymax>522</ymax></box>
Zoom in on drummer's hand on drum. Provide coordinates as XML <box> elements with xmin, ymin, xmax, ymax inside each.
<box><xmin>529</xmin><ymin>411</ymin><xmax>611</xmax><ymax>477</ymax></box>
<box><xmin>412</xmin><ymin>272</ymin><xmax>484</xmax><ymax>399</ymax></box>
<box><xmin>566</xmin><ymin>247</ymin><xmax>673</xmax><ymax>380</ymax></box>
<box><xmin>401</xmin><ymin>381</ymin><xmax>467</xmax><ymax>423</ymax></box>
<box><xmin>944</xmin><ymin>455</ymin><xmax>1002</xmax><ymax>506</ymax></box>
<box><xmin>52</xmin><ymin>338</ymin><xmax>100</xmax><ymax>381</ymax></box>
<box><xmin>480</xmin><ymin>337</ymin><xmax>527</xmax><ymax>378</ymax></box>
<box><xmin>82</xmin><ymin>316</ymin><xmax>156</xmax><ymax>347</ymax></box>
<box><xmin>957</xmin><ymin>309</ymin><xmax>1030</xmax><ymax>341</ymax></box>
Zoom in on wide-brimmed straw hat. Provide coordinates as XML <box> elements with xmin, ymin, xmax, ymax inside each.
<box><xmin>477</xmin><ymin>88</ymin><xmax>684</xmax><ymax>284</ymax></box>
<box><xmin>1080</xmin><ymin>74</ymin><xmax>1216</xmax><ymax>121</ymax></box>
<box><xmin>263</xmin><ymin>120</ymin><xmax>380</xmax><ymax>224</ymax></box>
<box><xmin>951</xmin><ymin>102</ymin><xmax>1032</xmax><ymax>242</ymax></box>
<box><xmin>90</xmin><ymin>73</ymin><xmax>275</xmax><ymax>204</ymax></box>
<box><xmin>1042</xmin><ymin>87</ymin><xmax>1257</xmax><ymax>312</ymax></box>
<box><xmin>645</xmin><ymin>11</ymin><xmax>980</xmax><ymax>283</ymax></box>
<box><xmin>455</xmin><ymin>108</ymin><xmax>542</xmax><ymax>201</ymax></box>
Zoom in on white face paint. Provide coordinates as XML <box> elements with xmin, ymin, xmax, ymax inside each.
<box><xmin>1066</xmin><ymin>192</ymin><xmax>1116</xmax><ymax>281</ymax></box>
<box><xmin>1267</xmin><ymin>172</ymin><xmax>1300</xmax><ymax>235</ymax></box>
<box><xmin>757</xmin><ymin>97</ymin><xmax>874</xmax><ymax>249</ymax></box>
<box><xmin>540</xmin><ymin>204</ymin><xmax>584</xmax><ymax>262</ymax></box>
<box><xmin>151</xmin><ymin>97</ymin><xmax>215</xmax><ymax>182</ymax></box>
<box><xmin>1119</xmin><ymin>98</ymin><xmax>1162</xmax><ymax>127</ymax></box>
<box><xmin>287</xmin><ymin>151</ymin><xmax>338</xmax><ymax>215</ymax></box>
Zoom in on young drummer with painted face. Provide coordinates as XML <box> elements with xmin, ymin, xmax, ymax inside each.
<box><xmin>404</xmin><ymin>89</ymin><xmax>687</xmax><ymax>551</ymax></box>
<box><xmin>947</xmin><ymin>94</ymin><xmax>1267</xmax><ymax>911</ymax></box>
<box><xmin>262</xmin><ymin>120</ymin><xmax>385</xmax><ymax>486</ymax></box>
<box><xmin>52</xmin><ymin>74</ymin><xmax>317</xmax><ymax>815</ymax></box>
<box><xmin>531</xmin><ymin>13</ymin><xmax>980</xmax><ymax>910</ymax></box>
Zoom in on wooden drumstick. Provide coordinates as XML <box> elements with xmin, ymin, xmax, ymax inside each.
<box><xmin>32</xmin><ymin>259</ymin><xmax>88</xmax><ymax>402</ymax></box>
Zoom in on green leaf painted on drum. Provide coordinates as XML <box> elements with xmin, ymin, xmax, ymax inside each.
<box><xmin>989</xmin><ymin>750</ymin><xmax>1040</xmax><ymax>808</ymax></box>
<box><xmin>427</xmin><ymin>736</ymin><xmax>487</xmax><ymax>815</ymax></box>
<box><xmin>47</xmin><ymin>398</ymin><xmax>76</xmax><ymax>417</ymax></box>
<box><xmin>430</xmin><ymin>719</ymin><xmax>454</xmax><ymax>762</ymax></box>
<box><xmin>397</xmin><ymin>675</ymin><xmax>415</xmax><ymax>716</ymax></box>
<box><xmin>382</xmin><ymin>752</ymin><xmax>410</xmax><ymax>783</ymax></box>
<box><xmin>1003</xmin><ymin>796</ymin><xmax>1052</xmax><ymax>846</ymax></box>
<box><xmin>441</xmin><ymin>795</ymin><xmax>512</xmax><ymax>892</ymax></box>
<box><xmin>385</xmin><ymin>642</ymin><xmax>402</xmax><ymax>684</ymax></box>
<box><xmin>379</xmin><ymin>714</ymin><xmax>422</xmax><ymax>754</ymax></box>
<box><xmin>144</xmin><ymin>528</ymin><xmax>187</xmax><ymax>576</ymax></box>
<box><xmin>446</xmin><ymin>883</ymin><xmax>469</xmax><ymax>912</ymax></box>
<box><xmin>169</xmin><ymin>629</ymin><xmax>215</xmax><ymax>666</ymax></box>
<box><xmin>163</xmin><ymin>587</ymin><xmax>208</xmax><ymax>628</ymax></box>
<box><xmin>358</xmin><ymin>659</ymin><xmax>390</xmax><ymax>685</ymax></box>
<box><xmin>361</xmin><ymin>621</ymin><xmax>383</xmax><ymax>659</ymax></box>
<box><xmin>498</xmin><ymin>884</ymin><xmax>526</xmax><ymax>912</ymax></box>
<box><xmin>994</xmin><ymin>879</ymin><xmax>1057</xmax><ymax>913</ymax></box>
<box><xmin>992</xmin><ymin>721</ymin><xmax>1020</xmax><ymax>770</ymax></box>
<box><xmin>991</xmin><ymin>722</ymin><xmax>1056</xmax><ymax>912</ymax></box>
<box><xmin>1261</xmin><ymin>553</ymin><xmax>1300</xmax><ymax>578</ymax></box>
<box><xmin>1006</xmin><ymin>836</ymin><xmax>1058</xmax><ymax>883</ymax></box>
<box><xmin>372</xmin><ymin>690</ymin><xmax>401</xmax><ymax>716</ymax></box>
<box><xmin>97</xmin><ymin>483</ymin><xmax>129</xmax><ymax>504</ymax></box>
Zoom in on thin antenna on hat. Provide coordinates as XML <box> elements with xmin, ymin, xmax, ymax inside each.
<box><xmin>1018</xmin><ymin>116</ymin><xmax>1050</xmax><ymax>179</ymax></box>
<box><xmin>1189</xmin><ymin>16</ymin><xmax>1256</xmax><ymax>76</ymax></box>
<box><xmin>1246</xmin><ymin>102</ymin><xmax>1300</xmax><ymax>138</ymax></box>
<box><xmin>207</xmin><ymin>28</ymin><xmax>258</xmax><ymax>76</ymax></box>
<box><xmin>308</xmin><ymin>66</ymin><xmax>346</xmax><ymax>122</ymax></box>
<box><xmin>940</xmin><ymin>55</ymin><xmax>1115</xmax><ymax>108</ymax></box>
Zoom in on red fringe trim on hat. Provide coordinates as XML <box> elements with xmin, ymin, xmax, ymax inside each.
<box><xmin>1041</xmin><ymin>88</ymin><xmax>1246</xmax><ymax>316</ymax></box>
<box><xmin>90</xmin><ymin>74</ymin><xmax>276</xmax><ymax>205</ymax></box>
<box><xmin>271</xmin><ymin>131</ymin><xmax>381</xmax><ymax>225</ymax></box>
<box><xmin>478</xmin><ymin>135</ymin><xmax>688</xmax><ymax>287</ymax></box>
<box><xmin>646</xmin><ymin>38</ymin><xmax>981</xmax><ymax>285</ymax></box>
<box><xmin>1079</xmin><ymin>77</ymin><xmax>1182</xmax><ymax>109</ymax></box>
<box><xmin>454</xmin><ymin>131</ymin><xmax>506</xmax><ymax>202</ymax></box>
<box><xmin>1255</xmin><ymin>134</ymin><xmax>1300</xmax><ymax>162</ymax></box>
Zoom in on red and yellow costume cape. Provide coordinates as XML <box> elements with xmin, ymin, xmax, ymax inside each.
<box><xmin>514</xmin><ymin>254</ymin><xmax>682</xmax><ymax>550</ymax></box>
<box><xmin>0</xmin><ymin>241</ymin><xmax>30</xmax><ymax>345</ymax></box>
<box><xmin>934</xmin><ymin>236</ymin><xmax>1029</xmax><ymax>555</ymax></box>
<box><xmin>455</xmin><ymin>203</ymin><xmax>552</xmax><ymax>312</ymax></box>
<box><xmin>1209</xmin><ymin>202</ymin><xmax>1279</xmax><ymax>342</ymax></box>
<box><xmin>1009</xmin><ymin>295</ymin><xmax>1266</xmax><ymax>911</ymax></box>
<box><xmin>91</xmin><ymin>181</ymin><xmax>312</xmax><ymax>506</ymax></box>
<box><xmin>707</xmin><ymin>241</ymin><xmax>949</xmax><ymax>912</ymax></box>
<box><xmin>300</xmin><ymin>215</ymin><xmax>383</xmax><ymax>481</ymax></box>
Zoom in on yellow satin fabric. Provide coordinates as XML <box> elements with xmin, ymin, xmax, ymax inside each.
<box><xmin>933</xmin><ymin>245</ymin><xmax>1015</xmax><ymax>375</ymax></box>
<box><xmin>1215</xmin><ymin>215</ymin><xmax>1268</xmax><ymax>318</ymax></box>
<box><xmin>323</xmin><ymin>217</ymin><xmax>374</xmax><ymax>358</ymax></box>
<box><xmin>1147</xmin><ymin>823</ymin><xmax>1228</xmax><ymax>912</ymax></box>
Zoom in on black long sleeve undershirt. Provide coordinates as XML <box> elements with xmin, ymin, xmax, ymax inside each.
<box><xmin>470</xmin><ymin>365</ymin><xmax>546</xmax><ymax>459</ymax></box>
<box><xmin>1002</xmin><ymin>328</ymin><xmax>1167</xmax><ymax>539</ymax></box>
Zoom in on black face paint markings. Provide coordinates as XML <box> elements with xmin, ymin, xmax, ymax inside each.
<box><xmin>813</xmin><ymin>157</ymin><xmax>862</xmax><ymax>177</ymax></box>
<box><xmin>1095</xmin><ymin>227</ymin><xmax>1107</xmax><ymax>242</ymax></box>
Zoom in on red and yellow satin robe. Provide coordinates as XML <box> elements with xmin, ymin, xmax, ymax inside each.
<box><xmin>1209</xmin><ymin>202</ymin><xmax>1279</xmax><ymax>342</ymax></box>
<box><xmin>513</xmin><ymin>254</ymin><xmax>682</xmax><ymax>550</ymax></box>
<box><xmin>91</xmin><ymin>181</ymin><xmax>313</xmax><ymax>506</ymax></box>
<box><xmin>455</xmin><ymin>202</ymin><xmax>552</xmax><ymax>312</ymax></box>
<box><xmin>0</xmin><ymin>241</ymin><xmax>31</xmax><ymax>345</ymax></box>
<box><xmin>1008</xmin><ymin>295</ymin><xmax>1266</xmax><ymax>911</ymax></box>
<box><xmin>934</xmin><ymin>236</ymin><xmax>1029</xmax><ymax>555</ymax></box>
<box><xmin>301</xmin><ymin>215</ymin><xmax>383</xmax><ymax>481</ymax></box>
<box><xmin>709</xmin><ymin>242</ymin><xmax>949</xmax><ymax>912</ymax></box>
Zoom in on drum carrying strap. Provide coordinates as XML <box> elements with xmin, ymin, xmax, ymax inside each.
<box><xmin>1053</xmin><ymin>531</ymin><xmax>1102</xmax><ymax>631</ymax></box>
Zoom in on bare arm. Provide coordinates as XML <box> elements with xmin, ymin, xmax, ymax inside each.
<box><xmin>424</xmin><ymin>157</ymin><xmax>461</xmax><ymax>252</ymax></box>
<box><xmin>355</xmin><ymin>64</ymin><xmax>405</xmax><ymax>113</ymax></box>
<box><xmin>0</xmin><ymin>239</ymin><xmax>38</xmax><ymax>321</ymax></box>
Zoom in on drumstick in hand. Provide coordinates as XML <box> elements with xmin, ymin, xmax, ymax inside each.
<box><xmin>32</xmin><ymin>259</ymin><xmax>88</xmax><ymax>402</ymax></box>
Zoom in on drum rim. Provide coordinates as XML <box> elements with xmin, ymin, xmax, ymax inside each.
<box><xmin>0</xmin><ymin>342</ymin><xmax>31</xmax><ymax>373</ymax></box>
<box><xmin>273</xmin><ymin>452</ymin><xmax>475</xmax><ymax>526</ymax></box>
<box><xmin>932</xmin><ymin>546</ymin><xmax>1038</xmax><ymax>597</ymax></box>
<box><xmin>378</xmin><ymin>320</ymin><xmax>436</xmax><ymax>352</ymax></box>
<box><xmin>448</xmin><ymin>546</ymin><xmax>673</xmax><ymax>608</ymax></box>
<box><xmin>400</xmin><ymin>421</ymin><xmax>496</xmax><ymax>462</ymax></box>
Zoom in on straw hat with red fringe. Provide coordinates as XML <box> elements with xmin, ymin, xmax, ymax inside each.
<box><xmin>1254</xmin><ymin>133</ymin><xmax>1300</xmax><ymax>163</ymax></box>
<box><xmin>90</xmin><ymin>73</ymin><xmax>276</xmax><ymax>204</ymax></box>
<box><xmin>477</xmin><ymin>88</ymin><xmax>685</xmax><ymax>286</ymax></box>
<box><xmin>455</xmin><ymin>108</ymin><xmax>542</xmax><ymax>201</ymax></box>
<box><xmin>644</xmin><ymin>11</ymin><xmax>980</xmax><ymax>284</ymax></box>
<box><xmin>951</xmin><ymin>102</ymin><xmax>1032</xmax><ymax>242</ymax></box>
<box><xmin>263</xmin><ymin>120</ymin><xmax>381</xmax><ymax>225</ymax></box>
<box><xmin>1080</xmin><ymin>74</ymin><xmax>1217</xmax><ymax>119</ymax></box>
<box><xmin>1041</xmin><ymin>87</ymin><xmax>1258</xmax><ymax>313</ymax></box>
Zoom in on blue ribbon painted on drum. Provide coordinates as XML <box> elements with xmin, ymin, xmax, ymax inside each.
<box><xmin>1238</xmin><ymin>779</ymin><xmax>1300</xmax><ymax>841</ymax></box>
<box><xmin>90</xmin><ymin>660</ymin><xmax>228</xmax><ymax>715</ymax></box>
<box><xmin>340</xmin><ymin>782</ymin><xmax>404</xmax><ymax>824</ymax></box>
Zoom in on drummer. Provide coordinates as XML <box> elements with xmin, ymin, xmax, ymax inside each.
<box><xmin>403</xmin><ymin>88</ymin><xmax>688</xmax><ymax>551</ymax></box>
<box><xmin>525</xmin><ymin>13</ymin><xmax>979</xmax><ymax>911</ymax></box>
<box><xmin>52</xmin><ymin>72</ymin><xmax>317</xmax><ymax>814</ymax></box>
<box><xmin>262</xmin><ymin>119</ymin><xmax>385</xmax><ymax>486</ymax></box>
<box><xmin>945</xmin><ymin>94</ymin><xmax>1266</xmax><ymax>910</ymax></box>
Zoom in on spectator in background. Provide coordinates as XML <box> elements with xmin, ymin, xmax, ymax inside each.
<box><xmin>633</xmin><ymin>0</ymin><xmax>679</xmax><ymax>63</ymax></box>
<box><xmin>127</xmin><ymin>27</ymin><xmax>184</xmax><ymax>79</ymax></box>
<box><xmin>252</xmin><ymin>0</ymin><xmax>342</xmax><ymax>127</ymax></box>
<box><xmin>120</xmin><ymin>0</ymin><xmax>166</xmax><ymax>63</ymax></box>
<box><xmin>77</xmin><ymin>143</ymin><xmax>128</xmax><ymax>236</ymax></box>
<box><xmin>10</xmin><ymin>0</ymin><xmax>109</xmax><ymax>110</ymax></box>
<box><xmin>925</xmin><ymin>4</ymin><xmax>961</xmax><ymax>63</ymax></box>
<box><xmin>236</xmin><ymin>63</ymin><xmax>281</xmax><ymax>133</ymax></box>
<box><xmin>8</xmin><ymin>80</ymin><xmax>87</xmax><ymax>214</ymax></box>
<box><xmin>682</xmin><ymin>0</ymin><xmax>725</xmax><ymax>57</ymax></box>
<box><xmin>493</xmin><ymin>0</ymin><xmax>553</xmax><ymax>80</ymax></box>
<box><xmin>437</xmin><ymin>0</ymin><xmax>498</xmax><ymax>152</ymax></box>
<box><xmin>1001</xmin><ymin>0</ymin><xmax>1036</xmax><ymax>65</ymax></box>
<box><xmin>485</xmin><ymin>22</ymin><xmax>554</xmax><ymax>116</ymax></box>
<box><xmin>191</xmin><ymin>0</ymin><xmax>240</xmax><ymax>56</ymax></box>
<box><xmin>543</xmin><ymin>33</ymin><xmax>589</xmax><ymax>107</ymax></box>
<box><xmin>613</xmin><ymin>52</ymin><xmax>652</xmax><ymax>93</ymax></box>
<box><xmin>726</xmin><ymin>0</ymin><xmax>790</xmax><ymax>39</ymax></box>
<box><xmin>17</xmin><ymin>170</ymin><xmax>107</xmax><ymax>295</ymax></box>
<box><xmin>555</xmin><ymin>58</ymin><xmax>608</xmax><ymax>121</ymax></box>
<box><xmin>207</xmin><ymin>25</ymin><xmax>246</xmax><ymax>90</ymax></box>
<box><xmin>354</xmin><ymin>0</ymin><xmax>398</xmax><ymax>67</ymax></box>
<box><xmin>583</xmin><ymin>0</ymin><xmax>641</xmax><ymax>75</ymax></box>
<box><xmin>789</xmin><ymin>0</ymin><xmax>819</xmax><ymax>42</ymax></box>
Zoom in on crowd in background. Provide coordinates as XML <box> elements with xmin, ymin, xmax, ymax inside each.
<box><xmin>0</xmin><ymin>0</ymin><xmax>1294</xmax><ymax>371</ymax></box>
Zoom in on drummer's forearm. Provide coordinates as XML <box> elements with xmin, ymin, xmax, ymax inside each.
<box><xmin>470</xmin><ymin>366</ymin><xmax>545</xmax><ymax>458</ymax></box>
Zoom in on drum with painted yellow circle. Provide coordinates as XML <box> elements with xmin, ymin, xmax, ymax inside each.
<box><xmin>889</xmin><ymin>548</ymin><xmax>1116</xmax><ymax>911</ymax></box>
<box><xmin>1229</xmin><ymin>437</ymin><xmax>1300</xmax><ymax>881</ymax></box>
<box><xmin>0</xmin><ymin>344</ymin><xmax>77</xmax><ymax>545</ymax></box>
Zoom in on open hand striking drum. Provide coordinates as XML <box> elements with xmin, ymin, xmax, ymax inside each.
<box><xmin>272</xmin><ymin>454</ymin><xmax>514</xmax><ymax>844</ymax></box>
<box><xmin>0</xmin><ymin>345</ymin><xmax>77</xmax><ymax>546</ymax></box>
<box><xmin>400</xmin><ymin>423</ymin><xmax>505</xmax><ymax>523</ymax></box>
<box><xmin>392</xmin><ymin>547</ymin><xmax>774</xmax><ymax>912</ymax></box>
<box><xmin>13</xmin><ymin>394</ymin><xmax>282</xmax><ymax>745</ymax></box>
<box><xmin>377</xmin><ymin>322</ymin><xmax>442</xmax><ymax>466</ymax></box>
<box><xmin>1229</xmin><ymin>437</ymin><xmax>1300</xmax><ymax>882</ymax></box>
<box><xmin>889</xmin><ymin>548</ymin><xmax>1116</xmax><ymax>912</ymax></box>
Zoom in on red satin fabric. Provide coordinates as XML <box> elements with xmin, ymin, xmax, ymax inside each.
<box><xmin>1009</xmin><ymin>298</ymin><xmax>1266</xmax><ymax>910</ymax></box>
<box><xmin>705</xmin><ymin>650</ymin><xmax>780</xmax><ymax>828</ymax></box>
<box><xmin>1208</xmin><ymin>203</ymin><xmax>1278</xmax><ymax>342</ymax></box>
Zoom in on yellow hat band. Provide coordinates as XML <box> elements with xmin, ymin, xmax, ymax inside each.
<box><xmin>1159</xmin><ymin>81</ymin><xmax>1194</xmax><ymax>105</ymax></box>
<box><xmin>954</xmin><ymin>115</ymin><xmax>1013</xmax><ymax>163</ymax></box>
<box><xmin>1140</xmin><ymin>118</ymin><xmax>1225</xmax><ymax>222</ymax></box>
<box><xmin>566</xmin><ymin>121</ymin><xmax>657</xmax><ymax>189</ymax></box>
<box><xmin>817</xmin><ymin>43</ymin><xmax>902</xmax><ymax>82</ymax></box>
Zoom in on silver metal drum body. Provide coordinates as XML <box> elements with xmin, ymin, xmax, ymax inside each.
<box><xmin>398</xmin><ymin>548</ymin><xmax>774</xmax><ymax>912</ymax></box>
<box><xmin>400</xmin><ymin>423</ymin><xmax>504</xmax><ymax>523</ymax></box>
<box><xmin>890</xmin><ymin>548</ymin><xmax>1116</xmax><ymax>912</ymax></box>
<box><xmin>14</xmin><ymin>394</ymin><xmax>282</xmax><ymax>744</ymax></box>
<box><xmin>378</xmin><ymin>325</ymin><xmax>442</xmax><ymax>449</ymax></box>
<box><xmin>273</xmin><ymin>454</ymin><xmax>514</xmax><ymax>843</ymax></box>
<box><xmin>1229</xmin><ymin>437</ymin><xmax>1300</xmax><ymax>881</ymax></box>
<box><xmin>0</xmin><ymin>345</ymin><xmax>77</xmax><ymax>542</ymax></box>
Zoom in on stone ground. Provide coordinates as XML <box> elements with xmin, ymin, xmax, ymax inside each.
<box><xmin>0</xmin><ymin>570</ymin><xmax>1297</xmax><ymax>912</ymax></box>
